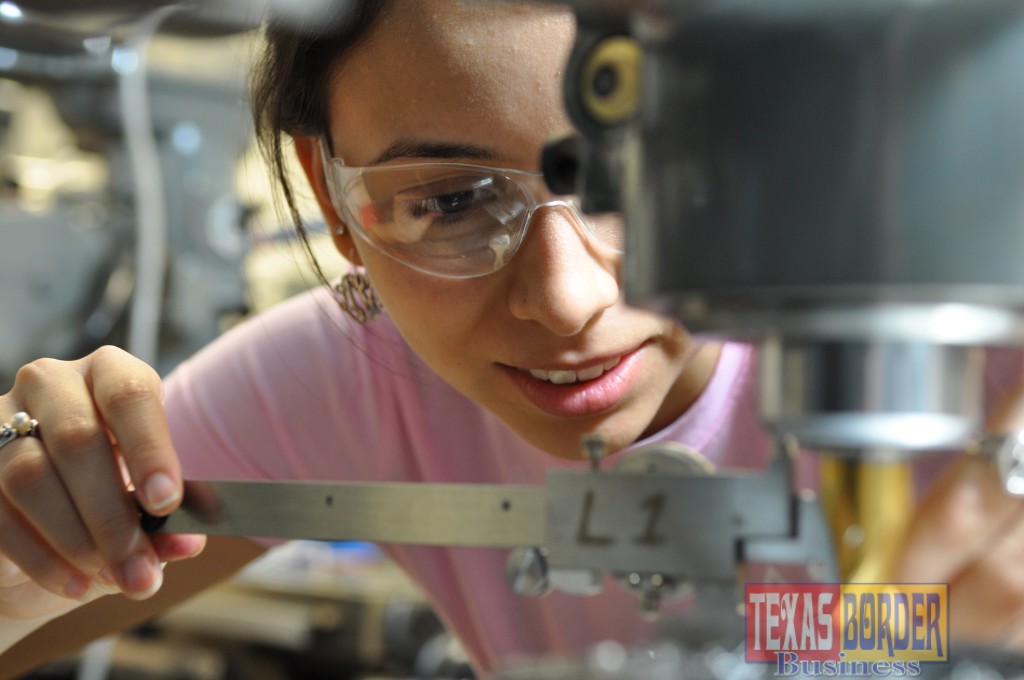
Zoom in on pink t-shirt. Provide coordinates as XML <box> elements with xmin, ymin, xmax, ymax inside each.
<box><xmin>162</xmin><ymin>286</ymin><xmax>1021</xmax><ymax>676</ymax></box>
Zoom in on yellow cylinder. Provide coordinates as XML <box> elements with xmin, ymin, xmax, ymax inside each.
<box><xmin>818</xmin><ymin>456</ymin><xmax>914</xmax><ymax>583</ymax></box>
<box><xmin>580</xmin><ymin>36</ymin><xmax>643</xmax><ymax>126</ymax></box>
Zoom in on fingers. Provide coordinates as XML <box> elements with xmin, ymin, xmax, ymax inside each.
<box><xmin>892</xmin><ymin>380</ymin><xmax>1024</xmax><ymax>650</ymax></box>
<box><xmin>992</xmin><ymin>610</ymin><xmax>1024</xmax><ymax>652</ymax></box>
<box><xmin>0</xmin><ymin>346</ymin><xmax>188</xmax><ymax>607</ymax></box>
<box><xmin>150</xmin><ymin>533</ymin><xmax>206</xmax><ymax>563</ymax></box>
<box><xmin>897</xmin><ymin>375</ymin><xmax>1024</xmax><ymax>583</ymax></box>
<box><xmin>11</xmin><ymin>356</ymin><xmax>162</xmax><ymax>600</ymax></box>
<box><xmin>0</xmin><ymin>553</ymin><xmax>29</xmax><ymax>588</ymax></box>
<box><xmin>0</xmin><ymin>428</ymin><xmax>158</xmax><ymax>599</ymax></box>
<box><xmin>85</xmin><ymin>347</ymin><xmax>182</xmax><ymax>516</ymax></box>
<box><xmin>0</xmin><ymin>491</ymin><xmax>91</xmax><ymax>599</ymax></box>
<box><xmin>894</xmin><ymin>455</ymin><xmax>1020</xmax><ymax>583</ymax></box>
<box><xmin>985</xmin><ymin>379</ymin><xmax>1024</xmax><ymax>434</ymax></box>
<box><xmin>945</xmin><ymin>500</ymin><xmax>1024</xmax><ymax>645</ymax></box>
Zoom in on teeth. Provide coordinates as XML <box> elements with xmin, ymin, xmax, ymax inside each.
<box><xmin>548</xmin><ymin>370</ymin><xmax>577</xmax><ymax>384</ymax></box>
<box><xmin>526</xmin><ymin>356</ymin><xmax>622</xmax><ymax>385</ymax></box>
<box><xmin>529</xmin><ymin>368</ymin><xmax>577</xmax><ymax>384</ymax></box>
<box><xmin>602</xmin><ymin>356</ymin><xmax>621</xmax><ymax>371</ymax></box>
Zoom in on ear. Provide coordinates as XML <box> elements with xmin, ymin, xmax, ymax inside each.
<box><xmin>293</xmin><ymin>134</ymin><xmax>364</xmax><ymax>267</ymax></box>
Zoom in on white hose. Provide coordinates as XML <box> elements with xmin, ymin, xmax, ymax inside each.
<box><xmin>116</xmin><ymin>4</ymin><xmax>181</xmax><ymax>368</ymax></box>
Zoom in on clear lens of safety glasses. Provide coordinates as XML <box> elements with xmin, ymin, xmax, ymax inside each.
<box><xmin>323</xmin><ymin>153</ymin><xmax>624</xmax><ymax>278</ymax></box>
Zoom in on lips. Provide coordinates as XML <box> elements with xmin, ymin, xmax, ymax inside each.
<box><xmin>501</xmin><ymin>346</ymin><xmax>645</xmax><ymax>419</ymax></box>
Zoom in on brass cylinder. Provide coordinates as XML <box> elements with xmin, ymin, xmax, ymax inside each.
<box><xmin>818</xmin><ymin>456</ymin><xmax>914</xmax><ymax>583</ymax></box>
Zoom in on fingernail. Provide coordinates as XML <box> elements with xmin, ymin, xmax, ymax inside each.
<box><xmin>172</xmin><ymin>534</ymin><xmax>206</xmax><ymax>560</ymax></box>
<box><xmin>121</xmin><ymin>553</ymin><xmax>163</xmax><ymax>599</ymax></box>
<box><xmin>184</xmin><ymin>535</ymin><xmax>206</xmax><ymax>558</ymax></box>
<box><xmin>63</xmin><ymin>574</ymin><xmax>91</xmax><ymax>599</ymax></box>
<box><xmin>143</xmin><ymin>473</ymin><xmax>180</xmax><ymax>512</ymax></box>
<box><xmin>97</xmin><ymin>566</ymin><xmax>117</xmax><ymax>586</ymax></box>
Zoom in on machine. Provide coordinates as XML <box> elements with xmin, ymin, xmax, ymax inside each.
<box><xmin>6</xmin><ymin>0</ymin><xmax>1024</xmax><ymax>677</ymax></box>
<box><xmin>0</xmin><ymin>0</ymin><xmax>271</xmax><ymax>383</ymax></box>
<box><xmin>147</xmin><ymin>0</ymin><xmax>1024</xmax><ymax>676</ymax></box>
<box><xmin>522</xmin><ymin>0</ymin><xmax>1024</xmax><ymax>675</ymax></box>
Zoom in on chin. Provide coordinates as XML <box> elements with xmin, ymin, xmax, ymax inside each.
<box><xmin>528</xmin><ymin>414</ymin><xmax>655</xmax><ymax>462</ymax></box>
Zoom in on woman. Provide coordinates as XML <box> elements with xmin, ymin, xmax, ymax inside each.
<box><xmin>2</xmin><ymin>1</ymin><xmax>1024</xmax><ymax>677</ymax></box>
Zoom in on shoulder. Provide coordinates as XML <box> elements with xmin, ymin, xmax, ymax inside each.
<box><xmin>161</xmin><ymin>286</ymin><xmax>444</xmax><ymax>480</ymax></box>
<box><xmin>160</xmin><ymin>286</ymin><xmax>513</xmax><ymax>483</ymax></box>
<box><xmin>166</xmin><ymin>286</ymin><xmax>413</xmax><ymax>395</ymax></box>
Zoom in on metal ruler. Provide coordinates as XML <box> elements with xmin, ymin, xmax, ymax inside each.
<box><xmin>141</xmin><ymin>456</ymin><xmax>828</xmax><ymax>583</ymax></box>
<box><xmin>144</xmin><ymin>479</ymin><xmax>546</xmax><ymax>548</ymax></box>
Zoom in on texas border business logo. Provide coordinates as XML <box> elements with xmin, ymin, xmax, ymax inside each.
<box><xmin>745</xmin><ymin>583</ymin><xmax>948</xmax><ymax>677</ymax></box>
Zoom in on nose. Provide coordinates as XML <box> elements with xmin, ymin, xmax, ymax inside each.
<box><xmin>506</xmin><ymin>204</ymin><xmax>620</xmax><ymax>336</ymax></box>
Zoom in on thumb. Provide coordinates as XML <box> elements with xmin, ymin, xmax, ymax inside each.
<box><xmin>893</xmin><ymin>380</ymin><xmax>1024</xmax><ymax>583</ymax></box>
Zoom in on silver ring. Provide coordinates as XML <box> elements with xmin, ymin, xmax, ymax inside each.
<box><xmin>0</xmin><ymin>411</ymin><xmax>40</xmax><ymax>451</ymax></box>
<box><xmin>975</xmin><ymin>430</ymin><xmax>1024</xmax><ymax>496</ymax></box>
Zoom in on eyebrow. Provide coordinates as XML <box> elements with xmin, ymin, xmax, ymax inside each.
<box><xmin>369</xmin><ymin>140</ymin><xmax>497</xmax><ymax>166</ymax></box>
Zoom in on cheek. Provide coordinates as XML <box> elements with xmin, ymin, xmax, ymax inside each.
<box><xmin>369</xmin><ymin>265</ymin><xmax>443</xmax><ymax>331</ymax></box>
<box><xmin>361</xmin><ymin>252</ymin><xmax>494</xmax><ymax>366</ymax></box>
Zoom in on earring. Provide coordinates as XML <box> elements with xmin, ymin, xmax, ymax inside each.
<box><xmin>332</xmin><ymin>269</ymin><xmax>383</xmax><ymax>325</ymax></box>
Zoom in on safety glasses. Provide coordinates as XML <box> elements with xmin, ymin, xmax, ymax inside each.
<box><xmin>320</xmin><ymin>138</ymin><xmax>623</xmax><ymax>278</ymax></box>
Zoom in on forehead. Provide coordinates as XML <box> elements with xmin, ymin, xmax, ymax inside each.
<box><xmin>326</xmin><ymin>0</ymin><xmax>575</xmax><ymax>166</ymax></box>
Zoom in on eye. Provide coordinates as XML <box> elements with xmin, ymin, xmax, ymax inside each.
<box><xmin>404</xmin><ymin>175</ymin><xmax>500</xmax><ymax>221</ymax></box>
<box><xmin>415</xmin><ymin>187</ymin><xmax>488</xmax><ymax>217</ymax></box>
<box><xmin>383</xmin><ymin>171</ymin><xmax>525</xmax><ymax>249</ymax></box>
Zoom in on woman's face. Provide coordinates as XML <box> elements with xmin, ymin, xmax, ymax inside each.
<box><xmin>315</xmin><ymin>0</ymin><xmax>719</xmax><ymax>459</ymax></box>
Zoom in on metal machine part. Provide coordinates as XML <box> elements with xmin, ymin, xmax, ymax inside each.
<box><xmin>758</xmin><ymin>340</ymin><xmax>984</xmax><ymax>452</ymax></box>
<box><xmin>2</xmin><ymin>0</ymin><xmax>347</xmax><ymax>47</ymax></box>
<box><xmin>620</xmin><ymin>0</ymin><xmax>1024</xmax><ymax>336</ymax></box>
<box><xmin>536</xmin><ymin>11</ymin><xmax>1024</xmax><ymax>677</ymax></box>
<box><xmin>816</xmin><ymin>456</ymin><xmax>914</xmax><ymax>583</ymax></box>
<box><xmin>0</xmin><ymin>63</ymin><xmax>253</xmax><ymax>380</ymax></box>
<box><xmin>147</xmin><ymin>479</ymin><xmax>547</xmax><ymax>547</ymax></box>
<box><xmin>0</xmin><ymin>196</ymin><xmax>126</xmax><ymax>380</ymax></box>
<box><xmin>495</xmin><ymin>638</ymin><xmax>1024</xmax><ymax>680</ymax></box>
<box><xmin>0</xmin><ymin>5</ymin><xmax>259</xmax><ymax>380</ymax></box>
<box><xmin>506</xmin><ymin>442</ymin><xmax>714</xmax><ymax>602</ymax></box>
<box><xmin>554</xmin><ymin>0</ymin><xmax>1024</xmax><ymax>453</ymax></box>
<box><xmin>151</xmin><ymin>438</ymin><xmax>837</xmax><ymax>620</ymax></box>
<box><xmin>0</xmin><ymin>0</ymin><xmax>352</xmax><ymax>382</ymax></box>
<box><xmin>978</xmin><ymin>433</ymin><xmax>1024</xmax><ymax>496</ymax></box>
<box><xmin>542</xmin><ymin>439</ymin><xmax>838</xmax><ymax>616</ymax></box>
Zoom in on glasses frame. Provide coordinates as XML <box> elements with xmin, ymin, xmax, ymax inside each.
<box><xmin>318</xmin><ymin>137</ymin><xmax>621</xmax><ymax>279</ymax></box>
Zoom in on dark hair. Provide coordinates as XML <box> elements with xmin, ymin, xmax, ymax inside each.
<box><xmin>249</xmin><ymin>1</ymin><xmax>388</xmax><ymax>280</ymax></box>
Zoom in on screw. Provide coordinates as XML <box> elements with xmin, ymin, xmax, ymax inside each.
<box><xmin>582</xmin><ymin>434</ymin><xmax>608</xmax><ymax>471</ymax></box>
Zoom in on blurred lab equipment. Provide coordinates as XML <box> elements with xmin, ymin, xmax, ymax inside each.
<box><xmin>9</xmin><ymin>0</ymin><xmax>1024</xmax><ymax>678</ymax></box>
<box><xmin>524</xmin><ymin>0</ymin><xmax>1024</xmax><ymax>675</ymax></box>
<box><xmin>0</xmin><ymin>0</ymin><xmax>262</xmax><ymax>380</ymax></box>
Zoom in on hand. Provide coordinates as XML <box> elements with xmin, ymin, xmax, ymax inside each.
<box><xmin>0</xmin><ymin>346</ymin><xmax>205</xmax><ymax>625</ymax></box>
<box><xmin>895</xmin><ymin>382</ymin><xmax>1024</xmax><ymax>649</ymax></box>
